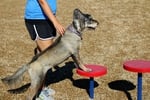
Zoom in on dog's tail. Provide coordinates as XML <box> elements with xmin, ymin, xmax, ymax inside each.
<box><xmin>1</xmin><ymin>64</ymin><xmax>29</xmax><ymax>87</ymax></box>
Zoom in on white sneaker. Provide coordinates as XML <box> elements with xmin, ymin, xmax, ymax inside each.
<box><xmin>42</xmin><ymin>87</ymin><xmax>55</xmax><ymax>96</ymax></box>
<box><xmin>36</xmin><ymin>87</ymin><xmax>55</xmax><ymax>100</ymax></box>
<box><xmin>36</xmin><ymin>92</ymin><xmax>54</xmax><ymax>100</ymax></box>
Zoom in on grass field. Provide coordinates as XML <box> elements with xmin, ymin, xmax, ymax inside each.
<box><xmin>0</xmin><ymin>0</ymin><xmax>150</xmax><ymax>100</ymax></box>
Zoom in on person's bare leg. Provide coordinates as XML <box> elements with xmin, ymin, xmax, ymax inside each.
<box><xmin>36</xmin><ymin>39</ymin><xmax>54</xmax><ymax>52</ymax></box>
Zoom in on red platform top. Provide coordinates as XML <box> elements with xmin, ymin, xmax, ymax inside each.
<box><xmin>76</xmin><ymin>64</ymin><xmax>107</xmax><ymax>77</ymax></box>
<box><xmin>123</xmin><ymin>60</ymin><xmax>150</xmax><ymax>73</ymax></box>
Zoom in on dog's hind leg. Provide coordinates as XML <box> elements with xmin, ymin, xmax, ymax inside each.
<box><xmin>27</xmin><ymin>64</ymin><xmax>50</xmax><ymax>100</ymax></box>
<box><xmin>25</xmin><ymin>63</ymin><xmax>44</xmax><ymax>100</ymax></box>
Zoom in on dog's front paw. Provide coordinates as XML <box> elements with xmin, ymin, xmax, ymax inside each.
<box><xmin>80</xmin><ymin>65</ymin><xmax>92</xmax><ymax>72</ymax></box>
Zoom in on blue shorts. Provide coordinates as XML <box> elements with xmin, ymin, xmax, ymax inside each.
<box><xmin>25</xmin><ymin>19</ymin><xmax>56</xmax><ymax>40</ymax></box>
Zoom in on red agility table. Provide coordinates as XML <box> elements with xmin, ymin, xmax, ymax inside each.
<box><xmin>123</xmin><ymin>60</ymin><xmax>150</xmax><ymax>100</ymax></box>
<box><xmin>77</xmin><ymin>64</ymin><xmax>107</xmax><ymax>100</ymax></box>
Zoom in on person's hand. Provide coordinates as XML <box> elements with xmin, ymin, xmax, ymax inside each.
<box><xmin>53</xmin><ymin>19</ymin><xmax>65</xmax><ymax>36</ymax></box>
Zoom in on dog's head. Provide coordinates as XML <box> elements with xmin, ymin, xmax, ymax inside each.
<box><xmin>73</xmin><ymin>9</ymin><xmax>99</xmax><ymax>32</ymax></box>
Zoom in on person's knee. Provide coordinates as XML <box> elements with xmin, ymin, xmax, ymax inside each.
<box><xmin>36</xmin><ymin>39</ymin><xmax>53</xmax><ymax>51</ymax></box>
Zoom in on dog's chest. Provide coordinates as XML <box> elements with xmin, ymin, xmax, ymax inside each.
<box><xmin>61</xmin><ymin>37</ymin><xmax>81</xmax><ymax>53</ymax></box>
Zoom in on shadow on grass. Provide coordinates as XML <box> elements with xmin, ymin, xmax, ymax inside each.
<box><xmin>7</xmin><ymin>83</ymin><xmax>31</xmax><ymax>94</ymax></box>
<box><xmin>73</xmin><ymin>79</ymin><xmax>99</xmax><ymax>97</ymax></box>
<box><xmin>45</xmin><ymin>61</ymin><xmax>99</xmax><ymax>97</ymax></box>
<box><xmin>108</xmin><ymin>80</ymin><xmax>136</xmax><ymax>100</ymax></box>
<box><xmin>44</xmin><ymin>61</ymin><xmax>76</xmax><ymax>86</ymax></box>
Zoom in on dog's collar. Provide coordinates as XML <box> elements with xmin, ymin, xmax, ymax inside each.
<box><xmin>67</xmin><ymin>24</ymin><xmax>82</xmax><ymax>40</ymax></box>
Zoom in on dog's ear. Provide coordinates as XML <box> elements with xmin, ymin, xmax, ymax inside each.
<box><xmin>73</xmin><ymin>9</ymin><xmax>84</xmax><ymax>20</ymax></box>
<box><xmin>73</xmin><ymin>9</ymin><xmax>85</xmax><ymax>32</ymax></box>
<box><xmin>73</xmin><ymin>19</ymin><xmax>81</xmax><ymax>32</ymax></box>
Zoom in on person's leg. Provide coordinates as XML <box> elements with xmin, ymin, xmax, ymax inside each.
<box><xmin>36</xmin><ymin>38</ymin><xmax>54</xmax><ymax>52</ymax></box>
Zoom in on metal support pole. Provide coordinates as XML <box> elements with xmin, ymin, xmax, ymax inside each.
<box><xmin>89</xmin><ymin>77</ymin><xmax>94</xmax><ymax>100</ymax></box>
<box><xmin>137</xmin><ymin>73</ymin><xmax>142</xmax><ymax>100</ymax></box>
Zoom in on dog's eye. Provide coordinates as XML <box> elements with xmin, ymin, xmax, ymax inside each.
<box><xmin>88</xmin><ymin>15</ymin><xmax>92</xmax><ymax>19</ymax></box>
<box><xmin>85</xmin><ymin>14</ymin><xmax>92</xmax><ymax>19</ymax></box>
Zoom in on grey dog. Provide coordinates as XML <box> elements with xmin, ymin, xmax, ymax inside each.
<box><xmin>1</xmin><ymin>9</ymin><xmax>99</xmax><ymax>100</ymax></box>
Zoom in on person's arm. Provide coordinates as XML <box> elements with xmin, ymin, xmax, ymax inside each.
<box><xmin>38</xmin><ymin>0</ymin><xmax>65</xmax><ymax>35</ymax></box>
